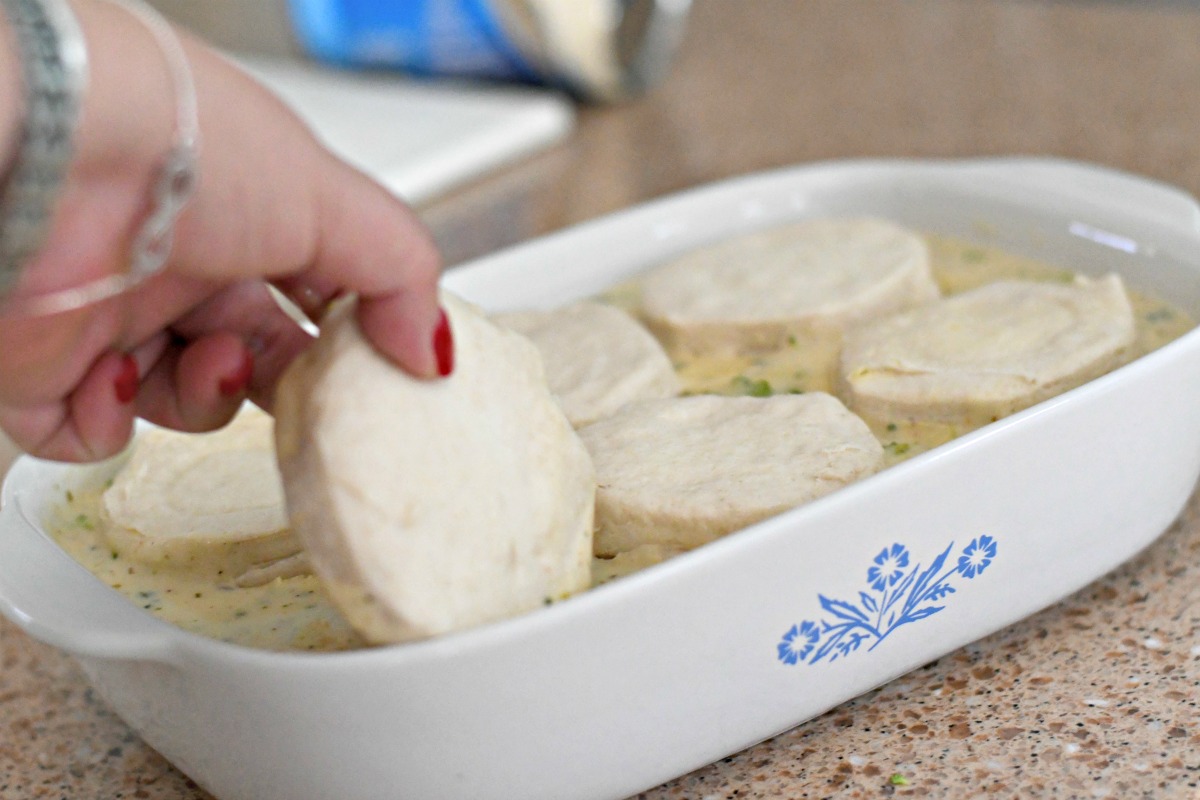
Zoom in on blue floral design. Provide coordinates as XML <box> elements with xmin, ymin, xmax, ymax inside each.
<box><xmin>776</xmin><ymin>536</ymin><xmax>998</xmax><ymax>665</ymax></box>
<box><xmin>867</xmin><ymin>543</ymin><xmax>910</xmax><ymax>591</ymax></box>
<box><xmin>957</xmin><ymin>535</ymin><xmax>996</xmax><ymax>579</ymax></box>
<box><xmin>777</xmin><ymin>620</ymin><xmax>820</xmax><ymax>665</ymax></box>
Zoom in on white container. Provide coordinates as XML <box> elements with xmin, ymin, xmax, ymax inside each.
<box><xmin>3</xmin><ymin>158</ymin><xmax>1200</xmax><ymax>800</ymax></box>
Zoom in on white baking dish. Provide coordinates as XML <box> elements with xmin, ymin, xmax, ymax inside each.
<box><xmin>3</xmin><ymin>158</ymin><xmax>1200</xmax><ymax>800</ymax></box>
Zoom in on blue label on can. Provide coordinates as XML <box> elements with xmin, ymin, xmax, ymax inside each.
<box><xmin>286</xmin><ymin>0</ymin><xmax>539</xmax><ymax>82</ymax></box>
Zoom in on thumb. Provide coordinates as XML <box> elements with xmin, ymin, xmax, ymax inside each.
<box><xmin>295</xmin><ymin>158</ymin><xmax>448</xmax><ymax>378</ymax></box>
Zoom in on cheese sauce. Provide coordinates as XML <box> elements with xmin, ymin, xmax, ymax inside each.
<box><xmin>46</xmin><ymin>234</ymin><xmax>1195</xmax><ymax>651</ymax></box>
<box><xmin>48</xmin><ymin>479</ymin><xmax>365</xmax><ymax>652</ymax></box>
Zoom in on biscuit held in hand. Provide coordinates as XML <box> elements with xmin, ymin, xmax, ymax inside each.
<box><xmin>273</xmin><ymin>294</ymin><xmax>595</xmax><ymax>644</ymax></box>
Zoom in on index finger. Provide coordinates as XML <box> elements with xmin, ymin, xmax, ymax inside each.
<box><xmin>166</xmin><ymin>36</ymin><xmax>448</xmax><ymax>378</ymax></box>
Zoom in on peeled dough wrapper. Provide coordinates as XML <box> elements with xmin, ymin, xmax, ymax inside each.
<box><xmin>838</xmin><ymin>275</ymin><xmax>1137</xmax><ymax>429</ymax></box>
<box><xmin>101</xmin><ymin>406</ymin><xmax>299</xmax><ymax>575</ymax></box>
<box><xmin>495</xmin><ymin>300</ymin><xmax>680</xmax><ymax>427</ymax></box>
<box><xmin>273</xmin><ymin>293</ymin><xmax>596</xmax><ymax>644</ymax></box>
<box><xmin>579</xmin><ymin>393</ymin><xmax>884</xmax><ymax>556</ymax></box>
<box><xmin>639</xmin><ymin>217</ymin><xmax>940</xmax><ymax>357</ymax></box>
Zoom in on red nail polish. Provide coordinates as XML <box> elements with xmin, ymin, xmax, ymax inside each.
<box><xmin>114</xmin><ymin>355</ymin><xmax>139</xmax><ymax>404</ymax></box>
<box><xmin>219</xmin><ymin>350</ymin><xmax>255</xmax><ymax>397</ymax></box>
<box><xmin>433</xmin><ymin>308</ymin><xmax>454</xmax><ymax>377</ymax></box>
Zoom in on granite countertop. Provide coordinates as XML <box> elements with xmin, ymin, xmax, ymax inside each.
<box><xmin>5</xmin><ymin>1</ymin><xmax>1200</xmax><ymax>797</ymax></box>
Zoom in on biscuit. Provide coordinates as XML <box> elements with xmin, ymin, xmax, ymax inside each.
<box><xmin>838</xmin><ymin>275</ymin><xmax>1137</xmax><ymax>429</ymax></box>
<box><xmin>640</xmin><ymin>217</ymin><xmax>939</xmax><ymax>357</ymax></box>
<box><xmin>101</xmin><ymin>406</ymin><xmax>299</xmax><ymax>575</ymax></box>
<box><xmin>273</xmin><ymin>293</ymin><xmax>596</xmax><ymax>644</ymax></box>
<box><xmin>496</xmin><ymin>301</ymin><xmax>679</xmax><ymax>427</ymax></box>
<box><xmin>579</xmin><ymin>393</ymin><xmax>884</xmax><ymax>555</ymax></box>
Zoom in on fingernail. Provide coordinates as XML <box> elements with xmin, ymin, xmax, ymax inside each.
<box><xmin>433</xmin><ymin>308</ymin><xmax>454</xmax><ymax>377</ymax></box>
<box><xmin>114</xmin><ymin>355</ymin><xmax>139</xmax><ymax>404</ymax></box>
<box><xmin>219</xmin><ymin>349</ymin><xmax>255</xmax><ymax>397</ymax></box>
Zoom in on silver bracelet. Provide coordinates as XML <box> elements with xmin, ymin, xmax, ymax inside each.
<box><xmin>112</xmin><ymin>0</ymin><xmax>197</xmax><ymax>283</ymax></box>
<box><xmin>0</xmin><ymin>0</ymin><xmax>88</xmax><ymax>299</ymax></box>
<box><xmin>0</xmin><ymin>0</ymin><xmax>198</xmax><ymax>317</ymax></box>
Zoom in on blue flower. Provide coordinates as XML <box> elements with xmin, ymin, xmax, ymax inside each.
<box><xmin>957</xmin><ymin>535</ymin><xmax>997</xmax><ymax>578</ymax></box>
<box><xmin>867</xmin><ymin>543</ymin><xmax>910</xmax><ymax>591</ymax></box>
<box><xmin>777</xmin><ymin>620</ymin><xmax>820</xmax><ymax>665</ymax></box>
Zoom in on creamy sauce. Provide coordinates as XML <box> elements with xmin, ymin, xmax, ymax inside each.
<box><xmin>49</xmin><ymin>480</ymin><xmax>662</xmax><ymax>651</ymax></box>
<box><xmin>49</xmin><ymin>479</ymin><xmax>364</xmax><ymax>652</ymax></box>
<box><xmin>46</xmin><ymin>233</ymin><xmax>1195</xmax><ymax>651</ymax></box>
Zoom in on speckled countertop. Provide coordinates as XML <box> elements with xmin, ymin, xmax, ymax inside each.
<box><xmin>6</xmin><ymin>1</ymin><xmax>1200</xmax><ymax>798</ymax></box>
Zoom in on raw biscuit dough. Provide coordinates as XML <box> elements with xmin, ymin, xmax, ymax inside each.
<box><xmin>496</xmin><ymin>300</ymin><xmax>680</xmax><ymax>427</ymax></box>
<box><xmin>639</xmin><ymin>216</ymin><xmax>940</xmax><ymax>357</ymax></box>
<box><xmin>579</xmin><ymin>393</ymin><xmax>884</xmax><ymax>556</ymax></box>
<box><xmin>273</xmin><ymin>293</ymin><xmax>596</xmax><ymax>644</ymax></box>
<box><xmin>101</xmin><ymin>406</ymin><xmax>299</xmax><ymax>575</ymax></box>
<box><xmin>838</xmin><ymin>275</ymin><xmax>1137</xmax><ymax>428</ymax></box>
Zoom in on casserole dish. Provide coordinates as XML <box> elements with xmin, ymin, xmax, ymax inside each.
<box><xmin>3</xmin><ymin>157</ymin><xmax>1200</xmax><ymax>800</ymax></box>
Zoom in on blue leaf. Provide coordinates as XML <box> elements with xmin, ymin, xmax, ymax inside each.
<box><xmin>821</xmin><ymin>621</ymin><xmax>859</xmax><ymax>637</ymax></box>
<box><xmin>882</xmin><ymin>568</ymin><xmax>919</xmax><ymax>613</ymax></box>
<box><xmin>925</xmin><ymin>584</ymin><xmax>957</xmax><ymax>602</ymax></box>
<box><xmin>859</xmin><ymin>591</ymin><xmax>879</xmax><ymax>613</ymax></box>
<box><xmin>900</xmin><ymin>605</ymin><xmax>944</xmax><ymax>623</ymax></box>
<box><xmin>811</xmin><ymin>636</ymin><xmax>842</xmax><ymax>664</ymax></box>
<box><xmin>811</xmin><ymin>622</ymin><xmax>859</xmax><ymax>663</ymax></box>
<box><xmin>819</xmin><ymin>594</ymin><xmax>869</xmax><ymax>623</ymax></box>
<box><xmin>908</xmin><ymin>543</ymin><xmax>954</xmax><ymax>607</ymax></box>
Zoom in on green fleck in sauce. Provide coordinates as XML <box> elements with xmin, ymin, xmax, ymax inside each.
<box><xmin>732</xmin><ymin>375</ymin><xmax>773</xmax><ymax>397</ymax></box>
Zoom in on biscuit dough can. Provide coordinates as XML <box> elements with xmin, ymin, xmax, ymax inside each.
<box><xmin>285</xmin><ymin>0</ymin><xmax>693</xmax><ymax>101</ymax></box>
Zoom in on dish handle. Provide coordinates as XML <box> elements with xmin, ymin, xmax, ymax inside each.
<box><xmin>962</xmin><ymin>157</ymin><xmax>1200</xmax><ymax>233</ymax></box>
<box><xmin>0</xmin><ymin>488</ymin><xmax>179</xmax><ymax>664</ymax></box>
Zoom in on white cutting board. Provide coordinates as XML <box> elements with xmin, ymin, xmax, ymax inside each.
<box><xmin>241</xmin><ymin>58</ymin><xmax>575</xmax><ymax>204</ymax></box>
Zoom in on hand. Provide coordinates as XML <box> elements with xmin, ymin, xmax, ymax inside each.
<box><xmin>0</xmin><ymin>0</ymin><xmax>447</xmax><ymax>462</ymax></box>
